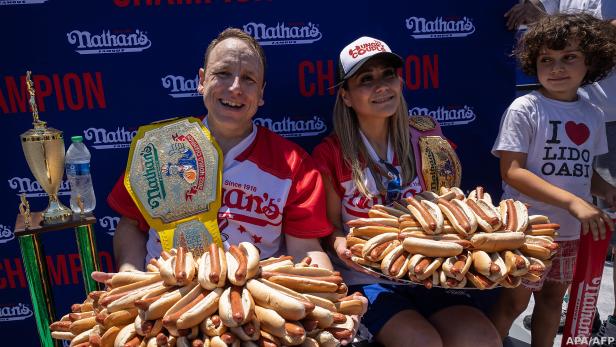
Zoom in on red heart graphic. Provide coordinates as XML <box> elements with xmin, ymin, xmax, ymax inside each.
<box><xmin>565</xmin><ymin>121</ymin><xmax>590</xmax><ymax>146</ymax></box>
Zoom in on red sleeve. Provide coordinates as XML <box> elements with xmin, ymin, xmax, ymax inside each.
<box><xmin>282</xmin><ymin>153</ymin><xmax>333</xmax><ymax>239</ymax></box>
<box><xmin>106</xmin><ymin>173</ymin><xmax>150</xmax><ymax>233</ymax></box>
<box><xmin>311</xmin><ymin>139</ymin><xmax>345</xmax><ymax>199</ymax></box>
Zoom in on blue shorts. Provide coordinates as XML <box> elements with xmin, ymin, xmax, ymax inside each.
<box><xmin>349</xmin><ymin>283</ymin><xmax>477</xmax><ymax>337</ymax></box>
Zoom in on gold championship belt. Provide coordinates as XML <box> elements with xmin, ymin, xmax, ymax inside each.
<box><xmin>409</xmin><ymin>116</ymin><xmax>462</xmax><ymax>192</ymax></box>
<box><xmin>125</xmin><ymin>117</ymin><xmax>223</xmax><ymax>257</ymax></box>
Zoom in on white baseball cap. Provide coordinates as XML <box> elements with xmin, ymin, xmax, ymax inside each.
<box><xmin>338</xmin><ymin>36</ymin><xmax>403</xmax><ymax>83</ymax></box>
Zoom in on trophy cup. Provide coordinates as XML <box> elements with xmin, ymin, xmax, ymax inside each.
<box><xmin>20</xmin><ymin>71</ymin><xmax>72</xmax><ymax>222</ymax></box>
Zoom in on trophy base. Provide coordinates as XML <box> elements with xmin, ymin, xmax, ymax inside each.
<box><xmin>42</xmin><ymin>199</ymin><xmax>72</xmax><ymax>223</ymax></box>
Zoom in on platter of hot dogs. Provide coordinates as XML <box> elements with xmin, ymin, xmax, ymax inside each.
<box><xmin>347</xmin><ymin>186</ymin><xmax>560</xmax><ymax>289</ymax></box>
<box><xmin>49</xmin><ymin>243</ymin><xmax>364</xmax><ymax>347</ymax></box>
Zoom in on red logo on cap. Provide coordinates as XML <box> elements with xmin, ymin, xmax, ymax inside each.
<box><xmin>348</xmin><ymin>41</ymin><xmax>386</xmax><ymax>59</ymax></box>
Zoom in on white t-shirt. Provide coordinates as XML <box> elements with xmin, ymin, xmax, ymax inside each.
<box><xmin>540</xmin><ymin>0</ymin><xmax>602</xmax><ymax>17</ymax></box>
<box><xmin>492</xmin><ymin>91</ymin><xmax>608</xmax><ymax>240</ymax></box>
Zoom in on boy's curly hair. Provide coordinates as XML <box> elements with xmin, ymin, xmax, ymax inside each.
<box><xmin>516</xmin><ymin>13</ymin><xmax>616</xmax><ymax>85</ymax></box>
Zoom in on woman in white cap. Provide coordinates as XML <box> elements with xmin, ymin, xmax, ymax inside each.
<box><xmin>312</xmin><ymin>36</ymin><xmax>502</xmax><ymax>347</ymax></box>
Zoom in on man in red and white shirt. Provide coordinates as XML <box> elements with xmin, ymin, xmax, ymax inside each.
<box><xmin>107</xmin><ymin>28</ymin><xmax>333</xmax><ymax>272</ymax></box>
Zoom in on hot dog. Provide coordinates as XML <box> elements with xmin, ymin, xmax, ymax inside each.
<box><xmin>441</xmin><ymin>252</ymin><xmax>472</xmax><ymax>281</ymax></box>
<box><xmin>522</xmin><ymin>257</ymin><xmax>552</xmax><ymax>282</ymax></box>
<box><xmin>229</xmin><ymin>319</ymin><xmax>260</xmax><ymax>342</ymax></box>
<box><xmin>380</xmin><ymin>244</ymin><xmax>411</xmax><ymax>278</ymax></box>
<box><xmin>346</xmin><ymin>217</ymin><xmax>399</xmax><ymax>228</ymax></box>
<box><xmin>351</xmin><ymin>226</ymin><xmax>400</xmax><ymax>238</ymax></box>
<box><xmin>466</xmin><ymin>198</ymin><xmax>502</xmax><ymax>232</ymax></box>
<box><xmin>437</xmin><ymin>198</ymin><xmax>478</xmax><ymax>236</ymax></box>
<box><xmin>260</xmin><ymin>272</ymin><xmax>341</xmax><ymax>293</ymax></box>
<box><xmin>254</xmin><ymin>306</ymin><xmax>305</xmax><ymax>345</ymax></box>
<box><xmin>406</xmin><ymin>197</ymin><xmax>444</xmax><ymax>235</ymax></box>
<box><xmin>141</xmin><ymin>282</ymin><xmax>199</xmax><ymax>321</ymax></box>
<box><xmin>471</xmin><ymin>251</ymin><xmax>507</xmax><ymax>282</ymax></box>
<box><xmin>439</xmin><ymin>186</ymin><xmax>466</xmax><ymax>200</ymax></box>
<box><xmin>227</xmin><ymin>243</ymin><xmax>260</xmax><ymax>286</ymax></box>
<box><xmin>372</xmin><ymin>204</ymin><xmax>407</xmax><ymax>218</ymax></box>
<box><xmin>402</xmin><ymin>237</ymin><xmax>463</xmax><ymax>257</ymax></box>
<box><xmin>499</xmin><ymin>199</ymin><xmax>529</xmax><ymax>233</ymax></box>
<box><xmin>175</xmin><ymin>288</ymin><xmax>222</xmax><ymax>329</ymax></box>
<box><xmin>407</xmin><ymin>254</ymin><xmax>444</xmax><ymax>281</ymax></box>
<box><xmin>501</xmin><ymin>249</ymin><xmax>530</xmax><ymax>276</ymax></box>
<box><xmin>199</xmin><ymin>243</ymin><xmax>228</xmax><ymax>290</ymax></box>
<box><xmin>159</xmin><ymin>248</ymin><xmax>196</xmax><ymax>286</ymax></box>
<box><xmin>439</xmin><ymin>269</ymin><xmax>468</xmax><ymax>288</ymax></box>
<box><xmin>361</xmin><ymin>233</ymin><xmax>400</xmax><ymax>262</ymax></box>
<box><xmin>114</xmin><ymin>323</ymin><xmax>137</xmax><ymax>347</ymax></box>
<box><xmin>200</xmin><ymin>314</ymin><xmax>227</xmax><ymax>337</ymax></box>
<box><xmin>246</xmin><ymin>279</ymin><xmax>313</xmax><ymax>321</ymax></box>
<box><xmin>469</xmin><ymin>232</ymin><xmax>525</xmax><ymax>252</ymax></box>
<box><xmin>467</xmin><ymin>186</ymin><xmax>494</xmax><ymax>206</ymax></box>
<box><xmin>219</xmin><ymin>285</ymin><xmax>254</xmax><ymax>328</ymax></box>
<box><xmin>465</xmin><ymin>271</ymin><xmax>497</xmax><ymax>289</ymax></box>
<box><xmin>519</xmin><ymin>235</ymin><xmax>559</xmax><ymax>260</ymax></box>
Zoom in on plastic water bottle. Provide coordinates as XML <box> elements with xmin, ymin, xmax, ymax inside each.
<box><xmin>65</xmin><ymin>136</ymin><xmax>96</xmax><ymax>213</ymax></box>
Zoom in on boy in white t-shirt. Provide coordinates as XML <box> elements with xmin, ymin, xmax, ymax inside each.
<box><xmin>489</xmin><ymin>13</ymin><xmax>616</xmax><ymax>347</ymax></box>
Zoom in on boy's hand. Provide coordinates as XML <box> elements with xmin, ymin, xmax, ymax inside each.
<box><xmin>568</xmin><ymin>198</ymin><xmax>615</xmax><ymax>241</ymax></box>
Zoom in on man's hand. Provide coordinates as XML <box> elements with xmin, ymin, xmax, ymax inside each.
<box><xmin>504</xmin><ymin>0</ymin><xmax>546</xmax><ymax>30</ymax></box>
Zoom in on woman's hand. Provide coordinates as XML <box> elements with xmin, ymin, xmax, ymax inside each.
<box><xmin>568</xmin><ymin>197</ymin><xmax>615</xmax><ymax>241</ymax></box>
<box><xmin>333</xmin><ymin>235</ymin><xmax>373</xmax><ymax>276</ymax></box>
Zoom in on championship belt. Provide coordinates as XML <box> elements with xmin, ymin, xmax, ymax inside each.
<box><xmin>124</xmin><ymin>117</ymin><xmax>223</xmax><ymax>257</ymax></box>
<box><xmin>409</xmin><ymin>116</ymin><xmax>462</xmax><ymax>193</ymax></box>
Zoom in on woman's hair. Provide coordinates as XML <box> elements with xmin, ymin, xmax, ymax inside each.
<box><xmin>203</xmin><ymin>28</ymin><xmax>267</xmax><ymax>86</ymax></box>
<box><xmin>332</xmin><ymin>81</ymin><xmax>415</xmax><ymax>198</ymax></box>
<box><xmin>516</xmin><ymin>13</ymin><xmax>616</xmax><ymax>85</ymax></box>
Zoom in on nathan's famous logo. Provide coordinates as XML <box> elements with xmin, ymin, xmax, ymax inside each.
<box><xmin>405</xmin><ymin>16</ymin><xmax>475</xmax><ymax>39</ymax></box>
<box><xmin>161</xmin><ymin>75</ymin><xmax>200</xmax><ymax>98</ymax></box>
<box><xmin>0</xmin><ymin>0</ymin><xmax>47</xmax><ymax>5</ymax></box>
<box><xmin>222</xmin><ymin>186</ymin><xmax>283</xmax><ymax>225</ymax></box>
<box><xmin>66</xmin><ymin>29</ymin><xmax>152</xmax><ymax>54</ymax></box>
<box><xmin>84</xmin><ymin>127</ymin><xmax>136</xmax><ymax>150</ymax></box>
<box><xmin>140</xmin><ymin>143</ymin><xmax>166</xmax><ymax>209</ymax></box>
<box><xmin>164</xmin><ymin>134</ymin><xmax>206</xmax><ymax>201</ymax></box>
<box><xmin>253</xmin><ymin>116</ymin><xmax>327</xmax><ymax>138</ymax></box>
<box><xmin>243</xmin><ymin>22</ymin><xmax>322</xmax><ymax>46</ymax></box>
<box><xmin>348</xmin><ymin>40</ymin><xmax>386</xmax><ymax>59</ymax></box>
<box><xmin>8</xmin><ymin>177</ymin><xmax>70</xmax><ymax>198</ymax></box>
<box><xmin>0</xmin><ymin>303</ymin><xmax>33</xmax><ymax>322</ymax></box>
<box><xmin>99</xmin><ymin>216</ymin><xmax>120</xmax><ymax>236</ymax></box>
<box><xmin>409</xmin><ymin>105</ymin><xmax>476</xmax><ymax>126</ymax></box>
<box><xmin>0</xmin><ymin>224</ymin><xmax>14</xmax><ymax>244</ymax></box>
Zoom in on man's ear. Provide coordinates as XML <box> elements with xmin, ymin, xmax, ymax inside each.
<box><xmin>198</xmin><ymin>68</ymin><xmax>205</xmax><ymax>95</ymax></box>
<box><xmin>258</xmin><ymin>82</ymin><xmax>266</xmax><ymax>106</ymax></box>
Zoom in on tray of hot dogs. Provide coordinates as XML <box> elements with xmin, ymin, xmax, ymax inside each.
<box><xmin>347</xmin><ymin>186</ymin><xmax>560</xmax><ymax>289</ymax></box>
<box><xmin>49</xmin><ymin>243</ymin><xmax>364</xmax><ymax>347</ymax></box>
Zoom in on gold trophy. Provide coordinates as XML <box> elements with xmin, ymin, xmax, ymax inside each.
<box><xmin>20</xmin><ymin>71</ymin><xmax>72</xmax><ymax>222</ymax></box>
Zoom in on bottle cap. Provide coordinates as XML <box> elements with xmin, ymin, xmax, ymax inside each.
<box><xmin>71</xmin><ymin>136</ymin><xmax>83</xmax><ymax>143</ymax></box>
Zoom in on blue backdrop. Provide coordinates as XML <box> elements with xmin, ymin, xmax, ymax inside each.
<box><xmin>0</xmin><ymin>1</ymin><xmax>515</xmax><ymax>345</ymax></box>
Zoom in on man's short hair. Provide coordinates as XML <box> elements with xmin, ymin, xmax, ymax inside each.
<box><xmin>203</xmin><ymin>28</ymin><xmax>266</xmax><ymax>85</ymax></box>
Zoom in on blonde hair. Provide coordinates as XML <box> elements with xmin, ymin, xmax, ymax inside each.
<box><xmin>332</xmin><ymin>90</ymin><xmax>415</xmax><ymax>197</ymax></box>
